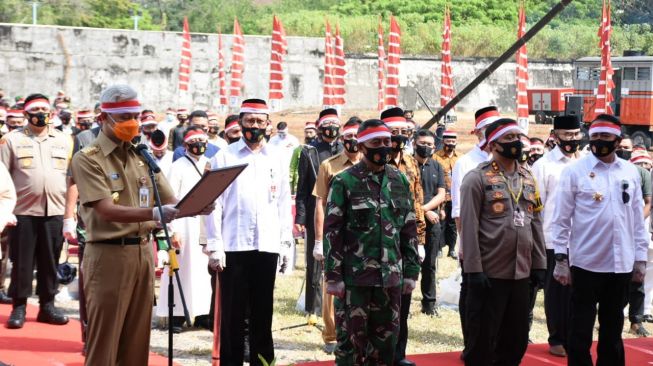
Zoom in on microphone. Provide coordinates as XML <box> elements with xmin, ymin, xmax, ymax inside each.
<box><xmin>135</xmin><ymin>144</ymin><xmax>162</xmax><ymax>174</ymax></box>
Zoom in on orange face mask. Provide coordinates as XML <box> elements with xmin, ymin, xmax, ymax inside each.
<box><xmin>112</xmin><ymin>118</ymin><xmax>140</xmax><ymax>142</ymax></box>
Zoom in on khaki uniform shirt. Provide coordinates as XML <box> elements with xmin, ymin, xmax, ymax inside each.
<box><xmin>434</xmin><ymin>149</ymin><xmax>459</xmax><ymax>201</ymax></box>
<box><xmin>71</xmin><ymin>131</ymin><xmax>175</xmax><ymax>243</ymax></box>
<box><xmin>460</xmin><ymin>160</ymin><xmax>546</xmax><ymax>280</ymax></box>
<box><xmin>0</xmin><ymin>126</ymin><xmax>72</xmax><ymax>216</ymax></box>
<box><xmin>390</xmin><ymin>153</ymin><xmax>426</xmax><ymax>245</ymax></box>
<box><xmin>312</xmin><ymin>152</ymin><xmax>357</xmax><ymax>204</ymax></box>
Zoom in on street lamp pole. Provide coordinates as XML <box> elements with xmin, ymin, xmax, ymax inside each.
<box><xmin>32</xmin><ymin>1</ymin><xmax>39</xmax><ymax>25</ymax></box>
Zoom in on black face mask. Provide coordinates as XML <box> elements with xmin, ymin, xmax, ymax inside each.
<box><xmin>415</xmin><ymin>144</ymin><xmax>433</xmax><ymax>159</ymax></box>
<box><xmin>60</xmin><ymin>117</ymin><xmax>71</xmax><ymax>125</ymax></box>
<box><xmin>557</xmin><ymin>139</ymin><xmax>580</xmax><ymax>154</ymax></box>
<box><xmin>590</xmin><ymin>139</ymin><xmax>618</xmax><ymax>158</ymax></box>
<box><xmin>391</xmin><ymin>135</ymin><xmax>409</xmax><ymax>152</ymax></box>
<box><xmin>28</xmin><ymin>112</ymin><xmax>48</xmax><ymax>127</ymax></box>
<box><xmin>364</xmin><ymin>146</ymin><xmax>392</xmax><ymax>166</ymax></box>
<box><xmin>227</xmin><ymin>136</ymin><xmax>241</xmax><ymax>144</ymax></box>
<box><xmin>242</xmin><ymin>126</ymin><xmax>267</xmax><ymax>143</ymax></box>
<box><xmin>616</xmin><ymin>149</ymin><xmax>632</xmax><ymax>160</ymax></box>
<box><xmin>208</xmin><ymin>127</ymin><xmax>219</xmax><ymax>135</ymax></box>
<box><xmin>321</xmin><ymin>125</ymin><xmax>340</xmax><ymax>139</ymax></box>
<box><xmin>305</xmin><ymin>136</ymin><xmax>317</xmax><ymax>145</ymax></box>
<box><xmin>496</xmin><ymin>140</ymin><xmax>523</xmax><ymax>160</ymax></box>
<box><xmin>78</xmin><ymin>122</ymin><xmax>91</xmax><ymax>131</ymax></box>
<box><xmin>343</xmin><ymin>138</ymin><xmax>358</xmax><ymax>153</ymax></box>
<box><xmin>518</xmin><ymin>150</ymin><xmax>530</xmax><ymax>164</ymax></box>
<box><xmin>528</xmin><ymin>154</ymin><xmax>543</xmax><ymax>165</ymax></box>
<box><xmin>188</xmin><ymin>141</ymin><xmax>207</xmax><ymax>156</ymax></box>
<box><xmin>264</xmin><ymin>134</ymin><xmax>271</xmax><ymax>142</ymax></box>
<box><xmin>444</xmin><ymin>143</ymin><xmax>456</xmax><ymax>152</ymax></box>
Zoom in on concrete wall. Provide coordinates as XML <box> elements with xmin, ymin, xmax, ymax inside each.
<box><xmin>0</xmin><ymin>23</ymin><xmax>574</xmax><ymax>113</ymax></box>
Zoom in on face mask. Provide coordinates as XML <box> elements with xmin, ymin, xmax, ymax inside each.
<box><xmin>495</xmin><ymin>140</ymin><xmax>523</xmax><ymax>160</ymax></box>
<box><xmin>557</xmin><ymin>139</ymin><xmax>580</xmax><ymax>154</ymax></box>
<box><xmin>364</xmin><ymin>146</ymin><xmax>392</xmax><ymax>166</ymax></box>
<box><xmin>7</xmin><ymin>125</ymin><xmax>19</xmax><ymax>131</ymax></box>
<box><xmin>28</xmin><ymin>112</ymin><xmax>49</xmax><ymax>127</ymax></box>
<box><xmin>227</xmin><ymin>136</ymin><xmax>241</xmax><ymax>144</ymax></box>
<box><xmin>178</xmin><ymin>116</ymin><xmax>187</xmax><ymax>124</ymax></box>
<box><xmin>590</xmin><ymin>139</ymin><xmax>617</xmax><ymax>158</ymax></box>
<box><xmin>305</xmin><ymin>136</ymin><xmax>317</xmax><ymax>145</ymax></box>
<box><xmin>242</xmin><ymin>126</ymin><xmax>267</xmax><ymax>143</ymax></box>
<box><xmin>415</xmin><ymin>144</ymin><xmax>433</xmax><ymax>159</ymax></box>
<box><xmin>321</xmin><ymin>125</ymin><xmax>340</xmax><ymax>139</ymax></box>
<box><xmin>166</xmin><ymin>115</ymin><xmax>175</xmax><ymax>123</ymax></box>
<box><xmin>616</xmin><ymin>149</ymin><xmax>632</xmax><ymax>160</ymax></box>
<box><xmin>208</xmin><ymin>127</ymin><xmax>219</xmax><ymax>136</ymax></box>
<box><xmin>78</xmin><ymin>122</ymin><xmax>91</xmax><ymax>131</ymax></box>
<box><xmin>518</xmin><ymin>150</ymin><xmax>530</xmax><ymax>164</ymax></box>
<box><xmin>61</xmin><ymin>117</ymin><xmax>71</xmax><ymax>125</ymax></box>
<box><xmin>264</xmin><ymin>134</ymin><xmax>271</xmax><ymax>142</ymax></box>
<box><xmin>528</xmin><ymin>154</ymin><xmax>543</xmax><ymax>165</ymax></box>
<box><xmin>188</xmin><ymin>141</ymin><xmax>207</xmax><ymax>156</ymax></box>
<box><xmin>444</xmin><ymin>143</ymin><xmax>456</xmax><ymax>152</ymax></box>
<box><xmin>278</xmin><ymin>131</ymin><xmax>287</xmax><ymax>138</ymax></box>
<box><xmin>343</xmin><ymin>138</ymin><xmax>358</xmax><ymax>153</ymax></box>
<box><xmin>110</xmin><ymin>117</ymin><xmax>140</xmax><ymax>142</ymax></box>
<box><xmin>391</xmin><ymin>135</ymin><xmax>409</xmax><ymax>152</ymax></box>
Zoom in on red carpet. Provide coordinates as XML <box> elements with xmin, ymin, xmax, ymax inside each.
<box><xmin>0</xmin><ymin>303</ymin><xmax>173</xmax><ymax>365</ymax></box>
<box><xmin>294</xmin><ymin>337</ymin><xmax>653</xmax><ymax>365</ymax></box>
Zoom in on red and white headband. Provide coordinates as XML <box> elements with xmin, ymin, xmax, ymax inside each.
<box><xmin>631</xmin><ymin>155</ymin><xmax>652</xmax><ymax>165</ymax></box>
<box><xmin>588</xmin><ymin>122</ymin><xmax>621</xmax><ymax>137</ymax></box>
<box><xmin>101</xmin><ymin>99</ymin><xmax>142</xmax><ymax>114</ymax></box>
<box><xmin>485</xmin><ymin>122</ymin><xmax>523</xmax><ymax>146</ymax></box>
<box><xmin>443</xmin><ymin>130</ymin><xmax>457</xmax><ymax>139</ymax></box>
<box><xmin>382</xmin><ymin>116</ymin><xmax>407</xmax><ymax>129</ymax></box>
<box><xmin>225</xmin><ymin>120</ymin><xmax>239</xmax><ymax>132</ymax></box>
<box><xmin>304</xmin><ymin>122</ymin><xmax>317</xmax><ymax>130</ymax></box>
<box><xmin>342</xmin><ymin>125</ymin><xmax>359</xmax><ymax>137</ymax></box>
<box><xmin>140</xmin><ymin>112</ymin><xmax>157</xmax><ymax>125</ymax></box>
<box><xmin>7</xmin><ymin>110</ymin><xmax>23</xmax><ymax>118</ymax></box>
<box><xmin>474</xmin><ymin>109</ymin><xmax>500</xmax><ymax>131</ymax></box>
<box><xmin>357</xmin><ymin>125</ymin><xmax>391</xmax><ymax>143</ymax></box>
<box><xmin>77</xmin><ymin>110</ymin><xmax>93</xmax><ymax>119</ymax></box>
<box><xmin>184</xmin><ymin>130</ymin><xmax>208</xmax><ymax>143</ymax></box>
<box><xmin>318</xmin><ymin>113</ymin><xmax>340</xmax><ymax>127</ymax></box>
<box><xmin>240</xmin><ymin>102</ymin><xmax>269</xmax><ymax>115</ymax></box>
<box><xmin>24</xmin><ymin>98</ymin><xmax>51</xmax><ymax>112</ymax></box>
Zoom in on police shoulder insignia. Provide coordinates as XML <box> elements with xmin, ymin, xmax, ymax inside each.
<box><xmin>492</xmin><ymin>191</ymin><xmax>504</xmax><ymax>199</ymax></box>
<box><xmin>492</xmin><ymin>201</ymin><xmax>505</xmax><ymax>214</ymax></box>
<box><xmin>81</xmin><ymin>146</ymin><xmax>99</xmax><ymax>155</ymax></box>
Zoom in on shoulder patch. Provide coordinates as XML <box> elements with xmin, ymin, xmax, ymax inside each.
<box><xmin>81</xmin><ymin>146</ymin><xmax>99</xmax><ymax>155</ymax></box>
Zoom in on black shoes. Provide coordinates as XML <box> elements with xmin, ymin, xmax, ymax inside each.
<box><xmin>421</xmin><ymin>306</ymin><xmax>439</xmax><ymax>317</ymax></box>
<box><xmin>7</xmin><ymin>305</ymin><xmax>26</xmax><ymax>329</ymax></box>
<box><xmin>36</xmin><ymin>302</ymin><xmax>69</xmax><ymax>325</ymax></box>
<box><xmin>448</xmin><ymin>250</ymin><xmax>458</xmax><ymax>259</ymax></box>
<box><xmin>0</xmin><ymin>290</ymin><xmax>11</xmax><ymax>305</ymax></box>
<box><xmin>396</xmin><ymin>359</ymin><xmax>416</xmax><ymax>366</ymax></box>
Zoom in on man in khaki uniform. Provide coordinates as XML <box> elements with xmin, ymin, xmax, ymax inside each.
<box><xmin>71</xmin><ymin>85</ymin><xmax>208</xmax><ymax>366</ymax></box>
<box><xmin>460</xmin><ymin>118</ymin><xmax>546</xmax><ymax>366</ymax></box>
<box><xmin>434</xmin><ymin>130</ymin><xmax>459</xmax><ymax>258</ymax></box>
<box><xmin>0</xmin><ymin>93</ymin><xmax>73</xmax><ymax>329</ymax></box>
<box><xmin>312</xmin><ymin>118</ymin><xmax>361</xmax><ymax>354</ymax></box>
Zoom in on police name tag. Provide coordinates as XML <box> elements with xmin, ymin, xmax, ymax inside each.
<box><xmin>513</xmin><ymin>209</ymin><xmax>525</xmax><ymax>227</ymax></box>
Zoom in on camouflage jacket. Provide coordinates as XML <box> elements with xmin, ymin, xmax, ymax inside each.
<box><xmin>324</xmin><ymin>161</ymin><xmax>421</xmax><ymax>288</ymax></box>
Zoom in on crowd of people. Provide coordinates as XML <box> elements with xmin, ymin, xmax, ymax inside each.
<box><xmin>0</xmin><ymin>85</ymin><xmax>652</xmax><ymax>366</ymax></box>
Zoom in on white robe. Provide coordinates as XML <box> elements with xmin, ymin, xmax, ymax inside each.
<box><xmin>156</xmin><ymin>154</ymin><xmax>212</xmax><ymax>318</ymax></box>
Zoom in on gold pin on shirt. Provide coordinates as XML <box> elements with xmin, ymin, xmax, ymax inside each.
<box><xmin>592</xmin><ymin>192</ymin><xmax>603</xmax><ymax>202</ymax></box>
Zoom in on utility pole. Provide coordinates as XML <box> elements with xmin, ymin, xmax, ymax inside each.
<box><xmin>130</xmin><ymin>9</ymin><xmax>143</xmax><ymax>30</ymax></box>
<box><xmin>32</xmin><ymin>1</ymin><xmax>39</xmax><ymax>25</ymax></box>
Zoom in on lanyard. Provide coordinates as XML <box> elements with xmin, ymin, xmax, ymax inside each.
<box><xmin>498</xmin><ymin>171</ymin><xmax>523</xmax><ymax>205</ymax></box>
<box><xmin>183</xmin><ymin>155</ymin><xmax>203</xmax><ymax>177</ymax></box>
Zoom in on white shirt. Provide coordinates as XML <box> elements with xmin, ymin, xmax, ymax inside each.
<box><xmin>269</xmin><ymin>132</ymin><xmax>300</xmax><ymax>167</ymax></box>
<box><xmin>551</xmin><ymin>154</ymin><xmax>649</xmax><ymax>273</ymax></box>
<box><xmin>451</xmin><ymin>144</ymin><xmax>490</xmax><ymax>218</ymax></box>
<box><xmin>205</xmin><ymin>139</ymin><xmax>293</xmax><ymax>254</ymax></box>
<box><xmin>154</xmin><ymin>152</ymin><xmax>174</xmax><ymax>178</ymax></box>
<box><xmin>209</xmin><ymin>136</ymin><xmax>228</xmax><ymax>150</ymax></box>
<box><xmin>531</xmin><ymin>146</ymin><xmax>579</xmax><ymax>249</ymax></box>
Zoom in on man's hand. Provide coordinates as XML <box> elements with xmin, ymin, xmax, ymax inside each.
<box><xmin>425</xmin><ymin>211</ymin><xmax>439</xmax><ymax>224</ymax></box>
<box><xmin>402</xmin><ymin>279</ymin><xmax>416</xmax><ymax>294</ymax></box>
<box><xmin>63</xmin><ymin>217</ymin><xmax>77</xmax><ymax>240</ymax></box>
<box><xmin>313</xmin><ymin>239</ymin><xmax>324</xmax><ymax>261</ymax></box>
<box><xmin>209</xmin><ymin>251</ymin><xmax>226</xmax><ymax>272</ymax></box>
<box><xmin>171</xmin><ymin>233</ymin><xmax>182</xmax><ymax>249</ymax></box>
<box><xmin>294</xmin><ymin>223</ymin><xmax>305</xmax><ymax>233</ymax></box>
<box><xmin>418</xmin><ymin>245</ymin><xmax>426</xmax><ymax>262</ymax></box>
<box><xmin>201</xmin><ymin>245</ymin><xmax>210</xmax><ymax>256</ymax></box>
<box><xmin>198</xmin><ymin>202</ymin><xmax>216</xmax><ymax>216</ymax></box>
<box><xmin>633</xmin><ymin>261</ymin><xmax>646</xmax><ymax>283</ymax></box>
<box><xmin>0</xmin><ymin>214</ymin><xmax>17</xmax><ymax>234</ymax></box>
<box><xmin>326</xmin><ymin>281</ymin><xmax>345</xmax><ymax>299</ymax></box>
<box><xmin>153</xmin><ymin>205</ymin><xmax>179</xmax><ymax>224</ymax></box>
<box><xmin>553</xmin><ymin>260</ymin><xmax>571</xmax><ymax>286</ymax></box>
<box><xmin>530</xmin><ymin>269</ymin><xmax>546</xmax><ymax>289</ymax></box>
<box><xmin>467</xmin><ymin>272</ymin><xmax>491</xmax><ymax>289</ymax></box>
<box><xmin>157</xmin><ymin>250</ymin><xmax>169</xmax><ymax>268</ymax></box>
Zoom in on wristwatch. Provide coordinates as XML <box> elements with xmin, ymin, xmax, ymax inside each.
<box><xmin>554</xmin><ymin>253</ymin><xmax>568</xmax><ymax>262</ymax></box>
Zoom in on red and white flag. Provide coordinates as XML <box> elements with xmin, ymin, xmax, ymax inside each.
<box><xmin>217</xmin><ymin>33</ymin><xmax>228</xmax><ymax>108</ymax></box>
<box><xmin>385</xmin><ymin>16</ymin><xmax>401</xmax><ymax>108</ymax></box>
<box><xmin>333</xmin><ymin>24</ymin><xmax>347</xmax><ymax>107</ymax></box>
<box><xmin>440</xmin><ymin>7</ymin><xmax>454</xmax><ymax>108</ymax></box>
<box><xmin>595</xmin><ymin>0</ymin><xmax>614</xmax><ymax>116</ymax></box>
<box><xmin>322</xmin><ymin>21</ymin><xmax>336</xmax><ymax>107</ymax></box>
<box><xmin>178</xmin><ymin>17</ymin><xmax>192</xmax><ymax>93</ymax></box>
<box><xmin>516</xmin><ymin>2</ymin><xmax>529</xmax><ymax>132</ymax></box>
<box><xmin>269</xmin><ymin>15</ymin><xmax>287</xmax><ymax>103</ymax></box>
<box><xmin>377</xmin><ymin>19</ymin><xmax>386</xmax><ymax>111</ymax></box>
<box><xmin>229</xmin><ymin>17</ymin><xmax>245</xmax><ymax>107</ymax></box>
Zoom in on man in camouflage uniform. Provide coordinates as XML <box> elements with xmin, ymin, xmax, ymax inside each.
<box><xmin>381</xmin><ymin>107</ymin><xmax>425</xmax><ymax>366</ymax></box>
<box><xmin>325</xmin><ymin>119</ymin><xmax>420</xmax><ymax>366</ymax></box>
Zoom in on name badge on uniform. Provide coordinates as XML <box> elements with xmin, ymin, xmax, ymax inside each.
<box><xmin>269</xmin><ymin>169</ymin><xmax>278</xmax><ymax>201</ymax></box>
<box><xmin>513</xmin><ymin>208</ymin><xmax>525</xmax><ymax>227</ymax></box>
<box><xmin>139</xmin><ymin>177</ymin><xmax>150</xmax><ymax>208</ymax></box>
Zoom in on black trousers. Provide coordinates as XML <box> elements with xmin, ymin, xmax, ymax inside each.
<box><xmin>628</xmin><ymin>280</ymin><xmax>645</xmax><ymax>324</ymax></box>
<box><xmin>459</xmin><ymin>263</ymin><xmax>468</xmax><ymax>357</ymax></box>
<box><xmin>304</xmin><ymin>221</ymin><xmax>322</xmax><ymax>315</ymax></box>
<box><xmin>440</xmin><ymin>201</ymin><xmax>457</xmax><ymax>252</ymax></box>
<box><xmin>543</xmin><ymin>249</ymin><xmax>571</xmax><ymax>347</ymax></box>
<box><xmin>0</xmin><ymin>228</ymin><xmax>11</xmax><ymax>291</ymax></box>
<box><xmin>421</xmin><ymin>222</ymin><xmax>441</xmax><ymax>311</ymax></box>
<box><xmin>465</xmin><ymin>278</ymin><xmax>530</xmax><ymax>366</ymax></box>
<box><xmin>395</xmin><ymin>292</ymin><xmax>412</xmax><ymax>362</ymax></box>
<box><xmin>8</xmin><ymin>215</ymin><xmax>63</xmax><ymax>304</ymax></box>
<box><xmin>219</xmin><ymin>251</ymin><xmax>278</xmax><ymax>366</ymax></box>
<box><xmin>568</xmin><ymin>267</ymin><xmax>630</xmax><ymax>366</ymax></box>
<box><xmin>527</xmin><ymin>279</ymin><xmax>539</xmax><ymax>332</ymax></box>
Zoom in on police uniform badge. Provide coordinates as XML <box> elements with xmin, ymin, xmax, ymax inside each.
<box><xmin>492</xmin><ymin>201</ymin><xmax>505</xmax><ymax>214</ymax></box>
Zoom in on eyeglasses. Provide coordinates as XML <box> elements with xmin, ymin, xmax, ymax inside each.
<box><xmin>622</xmin><ymin>180</ymin><xmax>630</xmax><ymax>204</ymax></box>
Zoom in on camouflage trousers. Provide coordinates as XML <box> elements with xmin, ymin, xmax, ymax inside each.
<box><xmin>334</xmin><ymin>285</ymin><xmax>401</xmax><ymax>366</ymax></box>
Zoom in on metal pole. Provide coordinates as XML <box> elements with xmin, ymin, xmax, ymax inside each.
<box><xmin>133</xmin><ymin>16</ymin><xmax>140</xmax><ymax>31</ymax></box>
<box><xmin>421</xmin><ymin>0</ymin><xmax>574</xmax><ymax>130</ymax></box>
<box><xmin>32</xmin><ymin>2</ymin><xmax>38</xmax><ymax>25</ymax></box>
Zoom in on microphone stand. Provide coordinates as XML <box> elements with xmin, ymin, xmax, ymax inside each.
<box><xmin>145</xmin><ymin>155</ymin><xmax>192</xmax><ymax>366</ymax></box>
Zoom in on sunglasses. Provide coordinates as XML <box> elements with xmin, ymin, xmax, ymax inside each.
<box><xmin>622</xmin><ymin>180</ymin><xmax>630</xmax><ymax>204</ymax></box>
